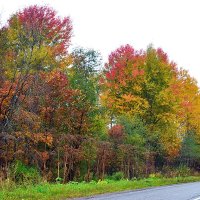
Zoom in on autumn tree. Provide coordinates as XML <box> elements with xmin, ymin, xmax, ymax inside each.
<box><xmin>1</xmin><ymin>4</ymin><xmax>200</xmax><ymax>183</ymax></box>
<box><xmin>0</xmin><ymin>5</ymin><xmax>72</xmax><ymax>179</ymax></box>
<box><xmin>101</xmin><ymin>44</ymin><xmax>190</xmax><ymax>165</ymax></box>
<box><xmin>67</xmin><ymin>48</ymin><xmax>103</xmax><ymax>136</ymax></box>
<box><xmin>101</xmin><ymin>44</ymin><xmax>147</xmax><ymax>117</ymax></box>
<box><xmin>0</xmin><ymin>5</ymin><xmax>72</xmax><ymax>133</ymax></box>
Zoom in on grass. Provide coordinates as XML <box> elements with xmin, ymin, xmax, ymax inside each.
<box><xmin>1</xmin><ymin>176</ymin><xmax>200</xmax><ymax>200</ymax></box>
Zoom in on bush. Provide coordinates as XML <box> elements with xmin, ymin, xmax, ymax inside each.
<box><xmin>97</xmin><ymin>179</ymin><xmax>108</xmax><ymax>184</ymax></box>
<box><xmin>89</xmin><ymin>180</ymin><xmax>96</xmax><ymax>184</ymax></box>
<box><xmin>10</xmin><ymin>160</ymin><xmax>41</xmax><ymax>185</ymax></box>
<box><xmin>68</xmin><ymin>181</ymin><xmax>79</xmax><ymax>184</ymax></box>
<box><xmin>0</xmin><ymin>178</ymin><xmax>16</xmax><ymax>191</ymax></box>
<box><xmin>55</xmin><ymin>177</ymin><xmax>62</xmax><ymax>184</ymax></box>
<box><xmin>111</xmin><ymin>172</ymin><xmax>124</xmax><ymax>181</ymax></box>
<box><xmin>149</xmin><ymin>173</ymin><xmax>162</xmax><ymax>178</ymax></box>
<box><xmin>176</xmin><ymin>165</ymin><xmax>191</xmax><ymax>177</ymax></box>
<box><xmin>162</xmin><ymin>165</ymin><xmax>191</xmax><ymax>177</ymax></box>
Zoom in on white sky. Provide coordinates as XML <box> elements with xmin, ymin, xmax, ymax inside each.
<box><xmin>1</xmin><ymin>0</ymin><xmax>200</xmax><ymax>83</ymax></box>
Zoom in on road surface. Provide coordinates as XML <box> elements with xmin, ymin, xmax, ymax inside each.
<box><xmin>74</xmin><ymin>182</ymin><xmax>200</xmax><ymax>200</ymax></box>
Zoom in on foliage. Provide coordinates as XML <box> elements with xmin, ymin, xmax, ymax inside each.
<box><xmin>1</xmin><ymin>4</ymin><xmax>200</xmax><ymax>192</ymax></box>
<box><xmin>10</xmin><ymin>160</ymin><xmax>41</xmax><ymax>185</ymax></box>
<box><xmin>110</xmin><ymin>172</ymin><xmax>124</xmax><ymax>180</ymax></box>
<box><xmin>162</xmin><ymin>165</ymin><xmax>192</xmax><ymax>178</ymax></box>
<box><xmin>1</xmin><ymin>176</ymin><xmax>200</xmax><ymax>200</ymax></box>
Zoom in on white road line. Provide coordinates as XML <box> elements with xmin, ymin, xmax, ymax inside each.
<box><xmin>192</xmin><ymin>197</ymin><xmax>200</xmax><ymax>200</ymax></box>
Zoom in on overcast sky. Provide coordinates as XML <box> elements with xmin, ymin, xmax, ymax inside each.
<box><xmin>1</xmin><ymin>0</ymin><xmax>200</xmax><ymax>83</ymax></box>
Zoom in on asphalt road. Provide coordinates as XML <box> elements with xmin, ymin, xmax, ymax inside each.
<box><xmin>74</xmin><ymin>182</ymin><xmax>200</xmax><ymax>200</ymax></box>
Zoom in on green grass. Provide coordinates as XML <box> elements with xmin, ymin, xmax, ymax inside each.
<box><xmin>1</xmin><ymin>176</ymin><xmax>200</xmax><ymax>200</ymax></box>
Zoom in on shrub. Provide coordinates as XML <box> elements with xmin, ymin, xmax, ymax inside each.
<box><xmin>0</xmin><ymin>178</ymin><xmax>16</xmax><ymax>191</ymax></box>
<box><xmin>89</xmin><ymin>180</ymin><xmax>97</xmax><ymax>184</ymax></box>
<box><xmin>10</xmin><ymin>160</ymin><xmax>41</xmax><ymax>185</ymax></box>
<box><xmin>111</xmin><ymin>172</ymin><xmax>124</xmax><ymax>181</ymax></box>
<box><xmin>55</xmin><ymin>177</ymin><xmax>62</xmax><ymax>184</ymax></box>
<box><xmin>162</xmin><ymin>165</ymin><xmax>191</xmax><ymax>177</ymax></box>
<box><xmin>69</xmin><ymin>181</ymin><xmax>79</xmax><ymax>184</ymax></box>
<box><xmin>97</xmin><ymin>179</ymin><xmax>108</xmax><ymax>184</ymax></box>
<box><xmin>176</xmin><ymin>165</ymin><xmax>191</xmax><ymax>177</ymax></box>
<box><xmin>149</xmin><ymin>173</ymin><xmax>162</xmax><ymax>178</ymax></box>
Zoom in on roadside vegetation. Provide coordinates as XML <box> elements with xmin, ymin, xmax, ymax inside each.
<box><xmin>1</xmin><ymin>4</ymin><xmax>200</xmax><ymax>200</ymax></box>
<box><xmin>1</xmin><ymin>175</ymin><xmax>200</xmax><ymax>200</ymax></box>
